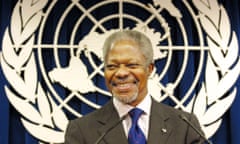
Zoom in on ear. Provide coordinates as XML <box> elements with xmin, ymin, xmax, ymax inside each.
<box><xmin>147</xmin><ymin>63</ymin><xmax>154</xmax><ymax>76</ymax></box>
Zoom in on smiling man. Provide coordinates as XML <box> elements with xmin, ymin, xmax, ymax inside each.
<box><xmin>103</xmin><ymin>35</ymin><xmax>153</xmax><ymax>106</ymax></box>
<box><xmin>65</xmin><ymin>30</ymin><xmax>206</xmax><ymax>144</ymax></box>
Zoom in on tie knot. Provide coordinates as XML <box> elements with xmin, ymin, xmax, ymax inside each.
<box><xmin>129</xmin><ymin>108</ymin><xmax>144</xmax><ymax>122</ymax></box>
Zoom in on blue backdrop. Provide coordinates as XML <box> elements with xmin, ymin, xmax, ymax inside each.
<box><xmin>0</xmin><ymin>0</ymin><xmax>239</xmax><ymax>144</ymax></box>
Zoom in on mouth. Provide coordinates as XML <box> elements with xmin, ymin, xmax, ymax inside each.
<box><xmin>111</xmin><ymin>80</ymin><xmax>138</xmax><ymax>92</ymax></box>
<box><xmin>115</xmin><ymin>83</ymin><xmax>133</xmax><ymax>91</ymax></box>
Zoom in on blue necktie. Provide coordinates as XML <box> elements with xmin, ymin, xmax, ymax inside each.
<box><xmin>128</xmin><ymin>108</ymin><xmax>147</xmax><ymax>144</ymax></box>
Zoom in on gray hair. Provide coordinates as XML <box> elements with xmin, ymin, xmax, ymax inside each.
<box><xmin>102</xmin><ymin>30</ymin><xmax>153</xmax><ymax>65</ymax></box>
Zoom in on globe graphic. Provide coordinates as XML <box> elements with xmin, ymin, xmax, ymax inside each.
<box><xmin>36</xmin><ymin>0</ymin><xmax>204</xmax><ymax>118</ymax></box>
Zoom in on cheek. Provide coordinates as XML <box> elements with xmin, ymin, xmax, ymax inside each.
<box><xmin>104</xmin><ymin>71</ymin><xmax>112</xmax><ymax>86</ymax></box>
<box><xmin>138</xmin><ymin>73</ymin><xmax>149</xmax><ymax>87</ymax></box>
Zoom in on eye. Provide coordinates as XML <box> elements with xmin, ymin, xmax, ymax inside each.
<box><xmin>105</xmin><ymin>64</ymin><xmax>118</xmax><ymax>70</ymax></box>
<box><xmin>127</xmin><ymin>63</ymin><xmax>140</xmax><ymax>69</ymax></box>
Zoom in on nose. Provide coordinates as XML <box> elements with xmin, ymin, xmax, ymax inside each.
<box><xmin>115</xmin><ymin>65</ymin><xmax>129</xmax><ymax>79</ymax></box>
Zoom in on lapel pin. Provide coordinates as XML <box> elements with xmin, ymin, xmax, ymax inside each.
<box><xmin>161</xmin><ymin>128</ymin><xmax>167</xmax><ymax>133</ymax></box>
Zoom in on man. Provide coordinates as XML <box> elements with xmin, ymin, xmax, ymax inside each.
<box><xmin>65</xmin><ymin>30</ymin><xmax>205</xmax><ymax>144</ymax></box>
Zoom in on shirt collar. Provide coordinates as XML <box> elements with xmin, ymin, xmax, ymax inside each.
<box><xmin>113</xmin><ymin>93</ymin><xmax>152</xmax><ymax>118</ymax></box>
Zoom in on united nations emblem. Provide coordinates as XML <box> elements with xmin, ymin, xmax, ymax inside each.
<box><xmin>1</xmin><ymin>0</ymin><xmax>239</xmax><ymax>143</ymax></box>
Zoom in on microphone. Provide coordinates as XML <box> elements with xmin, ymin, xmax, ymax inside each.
<box><xmin>179</xmin><ymin>114</ymin><xmax>212</xmax><ymax>144</ymax></box>
<box><xmin>94</xmin><ymin>115</ymin><xmax>126</xmax><ymax>144</ymax></box>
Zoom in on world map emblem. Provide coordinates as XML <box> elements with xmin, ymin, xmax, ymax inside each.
<box><xmin>0</xmin><ymin>0</ymin><xmax>239</xmax><ymax>143</ymax></box>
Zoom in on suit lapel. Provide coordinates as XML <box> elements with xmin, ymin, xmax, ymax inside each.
<box><xmin>95</xmin><ymin>99</ymin><xmax>175</xmax><ymax>144</ymax></box>
<box><xmin>148</xmin><ymin>100</ymin><xmax>173</xmax><ymax>144</ymax></box>
<box><xmin>97</xmin><ymin>100</ymin><xmax>128</xmax><ymax>144</ymax></box>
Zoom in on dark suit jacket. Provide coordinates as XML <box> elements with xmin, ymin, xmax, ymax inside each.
<box><xmin>65</xmin><ymin>99</ymin><xmax>205</xmax><ymax>144</ymax></box>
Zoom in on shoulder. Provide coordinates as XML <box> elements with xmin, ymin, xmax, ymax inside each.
<box><xmin>152</xmin><ymin>100</ymin><xmax>198</xmax><ymax>122</ymax></box>
<box><xmin>65</xmin><ymin>100</ymin><xmax>115</xmax><ymax>143</ymax></box>
<box><xmin>68</xmin><ymin>99</ymin><xmax>115</xmax><ymax>127</ymax></box>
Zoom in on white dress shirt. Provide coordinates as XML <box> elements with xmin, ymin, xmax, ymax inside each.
<box><xmin>113</xmin><ymin>94</ymin><xmax>152</xmax><ymax>139</ymax></box>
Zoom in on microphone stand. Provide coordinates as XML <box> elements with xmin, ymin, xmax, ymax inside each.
<box><xmin>94</xmin><ymin>115</ymin><xmax>126</xmax><ymax>144</ymax></box>
<box><xmin>179</xmin><ymin>115</ymin><xmax>212</xmax><ymax>144</ymax></box>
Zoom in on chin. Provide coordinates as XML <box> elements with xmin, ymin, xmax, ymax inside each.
<box><xmin>113</xmin><ymin>93</ymin><xmax>138</xmax><ymax>104</ymax></box>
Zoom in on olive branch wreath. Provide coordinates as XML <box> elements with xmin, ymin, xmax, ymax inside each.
<box><xmin>1</xmin><ymin>0</ymin><xmax>67</xmax><ymax>143</ymax></box>
<box><xmin>0</xmin><ymin>0</ymin><xmax>239</xmax><ymax>143</ymax></box>
<box><xmin>185</xmin><ymin>0</ymin><xmax>240</xmax><ymax>138</ymax></box>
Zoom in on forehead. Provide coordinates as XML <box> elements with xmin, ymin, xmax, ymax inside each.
<box><xmin>106</xmin><ymin>40</ymin><xmax>145</xmax><ymax>62</ymax></box>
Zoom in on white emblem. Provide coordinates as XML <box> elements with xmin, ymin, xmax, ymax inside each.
<box><xmin>0</xmin><ymin>0</ymin><xmax>239</xmax><ymax>143</ymax></box>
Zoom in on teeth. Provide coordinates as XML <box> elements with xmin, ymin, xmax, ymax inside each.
<box><xmin>118</xmin><ymin>83</ymin><xmax>130</xmax><ymax>87</ymax></box>
<box><xmin>115</xmin><ymin>83</ymin><xmax>133</xmax><ymax>89</ymax></box>
<box><xmin>111</xmin><ymin>81</ymin><xmax>137</xmax><ymax>88</ymax></box>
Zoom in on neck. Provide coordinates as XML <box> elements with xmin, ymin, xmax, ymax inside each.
<box><xmin>129</xmin><ymin>90</ymin><xmax>148</xmax><ymax>106</ymax></box>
